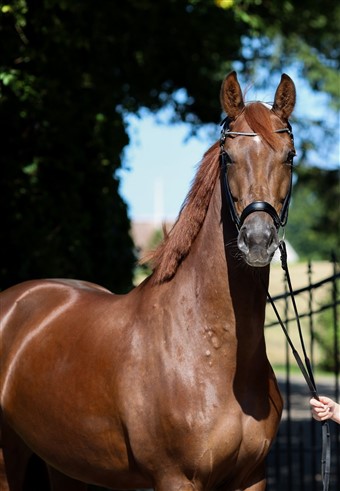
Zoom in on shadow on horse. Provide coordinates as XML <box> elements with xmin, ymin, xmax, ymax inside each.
<box><xmin>0</xmin><ymin>71</ymin><xmax>296</xmax><ymax>490</ymax></box>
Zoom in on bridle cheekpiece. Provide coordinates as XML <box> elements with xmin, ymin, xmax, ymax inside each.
<box><xmin>220</xmin><ymin>115</ymin><xmax>294</xmax><ymax>232</ymax></box>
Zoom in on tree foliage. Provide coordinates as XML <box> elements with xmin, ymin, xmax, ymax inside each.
<box><xmin>287</xmin><ymin>166</ymin><xmax>340</xmax><ymax>259</ymax></box>
<box><xmin>1</xmin><ymin>0</ymin><xmax>339</xmax><ymax>292</ymax></box>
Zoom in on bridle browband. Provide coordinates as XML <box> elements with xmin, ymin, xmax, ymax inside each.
<box><xmin>220</xmin><ymin>116</ymin><xmax>295</xmax><ymax>231</ymax></box>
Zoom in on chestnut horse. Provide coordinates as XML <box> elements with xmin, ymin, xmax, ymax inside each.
<box><xmin>0</xmin><ymin>72</ymin><xmax>296</xmax><ymax>491</ymax></box>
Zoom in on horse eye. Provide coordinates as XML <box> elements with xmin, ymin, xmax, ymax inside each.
<box><xmin>285</xmin><ymin>150</ymin><xmax>296</xmax><ymax>165</ymax></box>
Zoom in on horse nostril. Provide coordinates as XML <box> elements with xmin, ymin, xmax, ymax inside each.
<box><xmin>238</xmin><ymin>223</ymin><xmax>279</xmax><ymax>258</ymax></box>
<box><xmin>267</xmin><ymin>227</ymin><xmax>279</xmax><ymax>254</ymax></box>
<box><xmin>237</xmin><ymin>227</ymin><xmax>249</xmax><ymax>254</ymax></box>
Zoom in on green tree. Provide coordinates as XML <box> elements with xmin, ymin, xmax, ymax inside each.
<box><xmin>314</xmin><ymin>279</ymin><xmax>340</xmax><ymax>372</ymax></box>
<box><xmin>1</xmin><ymin>0</ymin><xmax>339</xmax><ymax>292</ymax></box>
<box><xmin>287</xmin><ymin>166</ymin><xmax>340</xmax><ymax>259</ymax></box>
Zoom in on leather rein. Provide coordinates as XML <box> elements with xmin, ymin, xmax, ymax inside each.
<box><xmin>268</xmin><ymin>243</ymin><xmax>331</xmax><ymax>491</ymax></box>
<box><xmin>219</xmin><ymin>117</ymin><xmax>331</xmax><ymax>491</ymax></box>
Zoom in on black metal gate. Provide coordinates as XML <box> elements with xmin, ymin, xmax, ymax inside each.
<box><xmin>265</xmin><ymin>255</ymin><xmax>339</xmax><ymax>491</ymax></box>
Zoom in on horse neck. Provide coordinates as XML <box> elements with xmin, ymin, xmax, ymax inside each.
<box><xmin>169</xmin><ymin>179</ymin><xmax>270</xmax><ymax>353</ymax></box>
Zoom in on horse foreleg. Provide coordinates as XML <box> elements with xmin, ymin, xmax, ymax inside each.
<box><xmin>243</xmin><ymin>462</ymin><xmax>267</xmax><ymax>491</ymax></box>
<box><xmin>156</xmin><ymin>485</ymin><xmax>197</xmax><ymax>491</ymax></box>
<box><xmin>239</xmin><ymin>462</ymin><xmax>266</xmax><ymax>491</ymax></box>
<box><xmin>47</xmin><ymin>466</ymin><xmax>88</xmax><ymax>491</ymax></box>
<box><xmin>243</xmin><ymin>479</ymin><xmax>266</xmax><ymax>491</ymax></box>
<box><xmin>216</xmin><ymin>462</ymin><xmax>266</xmax><ymax>491</ymax></box>
<box><xmin>0</xmin><ymin>450</ymin><xmax>9</xmax><ymax>491</ymax></box>
<box><xmin>0</xmin><ymin>424</ymin><xmax>32</xmax><ymax>491</ymax></box>
<box><xmin>155</xmin><ymin>475</ymin><xmax>198</xmax><ymax>491</ymax></box>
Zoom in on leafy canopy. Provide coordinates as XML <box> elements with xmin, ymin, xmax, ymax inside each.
<box><xmin>1</xmin><ymin>0</ymin><xmax>339</xmax><ymax>291</ymax></box>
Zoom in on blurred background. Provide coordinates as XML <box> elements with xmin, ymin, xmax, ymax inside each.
<box><xmin>1</xmin><ymin>3</ymin><xmax>339</xmax><ymax>488</ymax></box>
<box><xmin>1</xmin><ymin>0</ymin><xmax>339</xmax><ymax>294</ymax></box>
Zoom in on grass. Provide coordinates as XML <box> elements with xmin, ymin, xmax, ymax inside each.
<box><xmin>265</xmin><ymin>260</ymin><xmax>335</xmax><ymax>369</ymax></box>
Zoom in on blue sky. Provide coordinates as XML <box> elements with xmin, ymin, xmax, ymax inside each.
<box><xmin>119</xmin><ymin>110</ymin><xmax>211</xmax><ymax>222</ymax></box>
<box><xmin>119</xmin><ymin>75</ymin><xmax>339</xmax><ymax>223</ymax></box>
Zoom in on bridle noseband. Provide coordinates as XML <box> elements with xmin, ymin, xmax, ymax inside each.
<box><xmin>220</xmin><ymin>116</ymin><xmax>295</xmax><ymax>231</ymax></box>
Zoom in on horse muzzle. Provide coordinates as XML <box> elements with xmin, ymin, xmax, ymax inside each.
<box><xmin>237</xmin><ymin>214</ymin><xmax>279</xmax><ymax>267</ymax></box>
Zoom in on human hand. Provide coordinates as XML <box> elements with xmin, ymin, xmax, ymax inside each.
<box><xmin>310</xmin><ymin>396</ymin><xmax>339</xmax><ymax>423</ymax></box>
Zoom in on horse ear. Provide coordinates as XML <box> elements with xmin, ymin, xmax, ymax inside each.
<box><xmin>272</xmin><ymin>74</ymin><xmax>296</xmax><ymax>121</ymax></box>
<box><xmin>220</xmin><ymin>71</ymin><xmax>245</xmax><ymax>120</ymax></box>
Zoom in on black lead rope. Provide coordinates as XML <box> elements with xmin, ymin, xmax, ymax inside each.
<box><xmin>219</xmin><ymin>115</ymin><xmax>331</xmax><ymax>489</ymax></box>
<box><xmin>266</xmin><ymin>241</ymin><xmax>331</xmax><ymax>491</ymax></box>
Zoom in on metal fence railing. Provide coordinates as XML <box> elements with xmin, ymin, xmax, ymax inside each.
<box><xmin>265</xmin><ymin>255</ymin><xmax>340</xmax><ymax>491</ymax></box>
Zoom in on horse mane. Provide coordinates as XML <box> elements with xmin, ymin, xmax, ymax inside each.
<box><xmin>142</xmin><ymin>102</ymin><xmax>281</xmax><ymax>285</ymax></box>
<box><xmin>141</xmin><ymin>141</ymin><xmax>220</xmax><ymax>285</ymax></box>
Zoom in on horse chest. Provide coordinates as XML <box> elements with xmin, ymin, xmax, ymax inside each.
<box><xmin>150</xmin><ymin>410</ymin><xmax>272</xmax><ymax>489</ymax></box>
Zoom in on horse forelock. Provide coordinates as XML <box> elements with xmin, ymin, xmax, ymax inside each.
<box><xmin>141</xmin><ymin>141</ymin><xmax>221</xmax><ymax>285</ymax></box>
<box><xmin>241</xmin><ymin>102</ymin><xmax>282</xmax><ymax>150</ymax></box>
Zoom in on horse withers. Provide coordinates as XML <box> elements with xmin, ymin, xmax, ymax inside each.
<box><xmin>0</xmin><ymin>71</ymin><xmax>296</xmax><ymax>491</ymax></box>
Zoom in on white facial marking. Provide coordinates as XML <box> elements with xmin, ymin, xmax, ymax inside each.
<box><xmin>253</xmin><ymin>135</ymin><xmax>262</xmax><ymax>156</ymax></box>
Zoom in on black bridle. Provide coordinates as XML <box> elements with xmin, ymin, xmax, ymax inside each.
<box><xmin>220</xmin><ymin>116</ymin><xmax>294</xmax><ymax>231</ymax></box>
<box><xmin>219</xmin><ymin>116</ymin><xmax>331</xmax><ymax>491</ymax></box>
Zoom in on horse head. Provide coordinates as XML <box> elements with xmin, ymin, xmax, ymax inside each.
<box><xmin>220</xmin><ymin>71</ymin><xmax>296</xmax><ymax>267</ymax></box>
